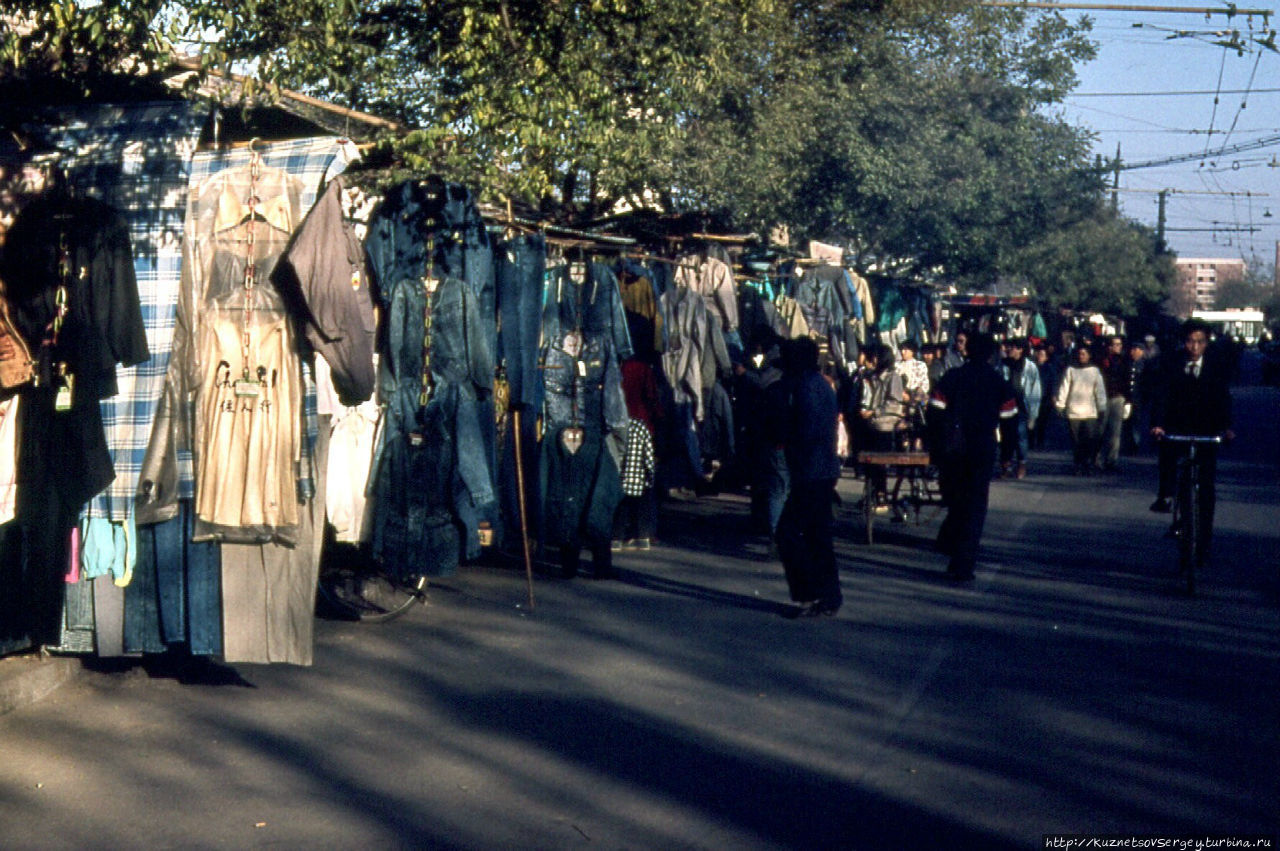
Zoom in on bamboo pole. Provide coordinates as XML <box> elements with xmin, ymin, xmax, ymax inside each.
<box><xmin>512</xmin><ymin>408</ymin><xmax>536</xmax><ymax>610</ymax></box>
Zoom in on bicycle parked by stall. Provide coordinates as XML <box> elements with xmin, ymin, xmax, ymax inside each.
<box><xmin>317</xmin><ymin>536</ymin><xmax>428</xmax><ymax>623</ymax></box>
<box><xmin>1162</xmin><ymin>433</ymin><xmax>1223</xmax><ymax>596</ymax></box>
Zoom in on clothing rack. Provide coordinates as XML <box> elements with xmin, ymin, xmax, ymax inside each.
<box><xmin>478</xmin><ymin>206</ymin><xmax>636</xmax><ymax>247</ymax></box>
<box><xmin>690</xmin><ymin>232</ymin><xmax>758</xmax><ymax>244</ymax></box>
<box><xmin>622</xmin><ymin>251</ymin><xmax>701</xmax><ymax>273</ymax></box>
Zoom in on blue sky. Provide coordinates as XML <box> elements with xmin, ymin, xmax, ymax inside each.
<box><xmin>1057</xmin><ymin>1</ymin><xmax>1280</xmax><ymax>267</ymax></box>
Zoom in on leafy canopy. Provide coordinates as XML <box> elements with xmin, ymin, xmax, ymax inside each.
<box><xmin>2</xmin><ymin>0</ymin><xmax>1173</xmax><ymax>308</ymax></box>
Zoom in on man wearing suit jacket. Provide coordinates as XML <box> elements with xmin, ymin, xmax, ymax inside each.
<box><xmin>1149</xmin><ymin>319</ymin><xmax>1235</xmax><ymax>565</ymax></box>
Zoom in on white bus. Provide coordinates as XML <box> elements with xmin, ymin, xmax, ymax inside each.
<box><xmin>1191</xmin><ymin>308</ymin><xmax>1266</xmax><ymax>345</ymax></box>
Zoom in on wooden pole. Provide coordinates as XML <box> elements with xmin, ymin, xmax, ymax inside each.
<box><xmin>512</xmin><ymin>407</ymin><xmax>536</xmax><ymax>609</ymax></box>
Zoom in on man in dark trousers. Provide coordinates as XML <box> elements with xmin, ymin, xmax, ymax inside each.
<box><xmin>1149</xmin><ymin>319</ymin><xmax>1234</xmax><ymax>566</ymax></box>
<box><xmin>928</xmin><ymin>333</ymin><xmax>1018</xmax><ymax>581</ymax></box>
<box><xmin>771</xmin><ymin>337</ymin><xmax>842</xmax><ymax>616</ymax></box>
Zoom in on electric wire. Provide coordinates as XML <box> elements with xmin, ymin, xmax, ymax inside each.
<box><xmin>1201</xmin><ymin>49</ymin><xmax>1228</xmax><ymax>160</ymax></box>
<box><xmin>1217</xmin><ymin>43</ymin><xmax>1265</xmax><ymax>150</ymax></box>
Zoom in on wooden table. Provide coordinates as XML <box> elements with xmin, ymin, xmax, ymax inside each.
<box><xmin>855</xmin><ymin>450</ymin><xmax>937</xmax><ymax>544</ymax></box>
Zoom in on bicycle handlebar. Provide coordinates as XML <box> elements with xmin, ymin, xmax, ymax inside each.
<box><xmin>1159</xmin><ymin>434</ymin><xmax>1223</xmax><ymax>445</ymax></box>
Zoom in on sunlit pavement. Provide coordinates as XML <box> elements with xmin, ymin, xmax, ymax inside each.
<box><xmin>1</xmin><ymin>376</ymin><xmax>1276</xmax><ymax>849</ymax></box>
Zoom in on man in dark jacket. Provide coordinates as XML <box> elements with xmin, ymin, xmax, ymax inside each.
<box><xmin>1149</xmin><ymin>319</ymin><xmax>1234</xmax><ymax>565</ymax></box>
<box><xmin>928</xmin><ymin>333</ymin><xmax>1018</xmax><ymax>581</ymax></box>
<box><xmin>772</xmin><ymin>337</ymin><xmax>842</xmax><ymax>616</ymax></box>
<box><xmin>1097</xmin><ymin>335</ymin><xmax>1130</xmax><ymax>472</ymax></box>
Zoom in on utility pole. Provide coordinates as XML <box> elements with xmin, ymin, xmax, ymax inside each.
<box><xmin>1112</xmin><ymin>143</ymin><xmax>1121</xmax><ymax>213</ymax></box>
<box><xmin>1156</xmin><ymin>190</ymin><xmax>1168</xmax><ymax>253</ymax></box>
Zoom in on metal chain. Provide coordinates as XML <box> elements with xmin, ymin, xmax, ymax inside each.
<box><xmin>241</xmin><ymin>151</ymin><xmax>260</xmax><ymax>379</ymax></box>
<box><xmin>420</xmin><ymin>234</ymin><xmax>435</xmax><ymax>408</ymax></box>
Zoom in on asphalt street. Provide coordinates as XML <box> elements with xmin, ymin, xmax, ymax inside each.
<box><xmin>1</xmin><ymin>368</ymin><xmax>1277</xmax><ymax>850</ymax></box>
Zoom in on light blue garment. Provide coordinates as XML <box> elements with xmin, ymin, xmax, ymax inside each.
<box><xmin>79</xmin><ymin>513</ymin><xmax>137</xmax><ymax>583</ymax></box>
<box><xmin>1002</xmin><ymin>357</ymin><xmax>1043</xmax><ymax>423</ymax></box>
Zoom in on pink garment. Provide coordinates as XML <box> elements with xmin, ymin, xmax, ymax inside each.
<box><xmin>0</xmin><ymin>395</ymin><xmax>17</xmax><ymax>525</ymax></box>
<box><xmin>67</xmin><ymin>526</ymin><xmax>81</xmax><ymax>584</ymax></box>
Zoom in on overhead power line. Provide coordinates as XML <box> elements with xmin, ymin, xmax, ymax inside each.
<box><xmin>1121</xmin><ymin>133</ymin><xmax>1280</xmax><ymax>168</ymax></box>
<box><xmin>1068</xmin><ymin>87</ymin><xmax>1280</xmax><ymax>96</ymax></box>
<box><xmin>981</xmin><ymin>2</ymin><xmax>1272</xmax><ymax>16</ymax></box>
<box><xmin>1113</xmin><ymin>187</ymin><xmax>1269</xmax><ymax>195</ymax></box>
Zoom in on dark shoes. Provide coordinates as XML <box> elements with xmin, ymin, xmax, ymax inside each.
<box><xmin>1149</xmin><ymin>497</ymin><xmax>1172</xmax><ymax>514</ymax></box>
<box><xmin>790</xmin><ymin>599</ymin><xmax>841</xmax><ymax>618</ymax></box>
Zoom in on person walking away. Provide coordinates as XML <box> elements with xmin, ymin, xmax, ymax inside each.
<box><xmin>998</xmin><ymin>338</ymin><xmax>1041</xmax><ymax>478</ymax></box>
<box><xmin>927</xmin><ymin>333</ymin><xmax>1018</xmax><ymax>581</ymax></box>
<box><xmin>1031</xmin><ymin>345</ymin><xmax>1059</xmax><ymax>450</ymax></box>
<box><xmin>773</xmin><ymin>337</ymin><xmax>842</xmax><ymax>616</ymax></box>
<box><xmin>1148</xmin><ymin>319</ymin><xmax>1234</xmax><ymax>567</ymax></box>
<box><xmin>612</xmin><ymin>356</ymin><xmax>663</xmax><ymax>552</ymax></box>
<box><xmin>1055</xmin><ymin>345</ymin><xmax>1107</xmax><ymax>476</ymax></box>
<box><xmin>1125</xmin><ymin>340</ymin><xmax>1152</xmax><ymax>454</ymax></box>
<box><xmin>839</xmin><ymin>348</ymin><xmax>872</xmax><ymax>469</ymax></box>
<box><xmin>1097</xmin><ymin>335</ymin><xmax>1130</xmax><ymax>472</ymax></box>
<box><xmin>737</xmin><ymin>333</ymin><xmax>788</xmax><ymax>538</ymax></box>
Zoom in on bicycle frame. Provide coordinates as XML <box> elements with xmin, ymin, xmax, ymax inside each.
<box><xmin>1162</xmin><ymin>434</ymin><xmax>1222</xmax><ymax>595</ymax></box>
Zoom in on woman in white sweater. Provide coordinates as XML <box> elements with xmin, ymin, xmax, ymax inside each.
<box><xmin>1055</xmin><ymin>345</ymin><xmax>1107</xmax><ymax>475</ymax></box>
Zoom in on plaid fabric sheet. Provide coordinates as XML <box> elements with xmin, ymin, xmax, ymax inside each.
<box><xmin>38</xmin><ymin>102</ymin><xmax>208</xmax><ymax>522</ymax></box>
<box><xmin>177</xmin><ymin>137</ymin><xmax>359</xmax><ymax>501</ymax></box>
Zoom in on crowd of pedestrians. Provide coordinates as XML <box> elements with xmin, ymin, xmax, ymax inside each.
<box><xmin>607</xmin><ymin>316</ymin><xmax>1239</xmax><ymax>614</ymax></box>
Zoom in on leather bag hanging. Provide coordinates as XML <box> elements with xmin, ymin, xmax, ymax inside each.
<box><xmin>0</xmin><ymin>276</ymin><xmax>35</xmax><ymax>389</ymax></box>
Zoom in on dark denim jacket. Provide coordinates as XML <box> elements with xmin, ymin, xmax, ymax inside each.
<box><xmin>364</xmin><ymin>178</ymin><xmax>495</xmax><ymax>358</ymax></box>
<box><xmin>540</xmin><ymin>263</ymin><xmax>631</xmax><ymax>434</ymax></box>
<box><xmin>381</xmin><ymin>274</ymin><xmax>495</xmax><ymax>503</ymax></box>
<box><xmin>542</xmin><ymin>331</ymin><xmax>628</xmax><ymax>434</ymax></box>
<box><xmin>542</xmin><ymin>262</ymin><xmax>633</xmax><ymax>361</ymax></box>
<box><xmin>365</xmin><ymin>177</ymin><xmax>499</xmax><ymax>569</ymax></box>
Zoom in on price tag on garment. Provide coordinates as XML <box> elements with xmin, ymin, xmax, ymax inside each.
<box><xmin>408</xmin><ymin>431</ymin><xmax>425</xmax><ymax>447</ymax></box>
<box><xmin>233</xmin><ymin>380</ymin><xmax>260</xmax><ymax>398</ymax></box>
<box><xmin>576</xmin><ymin>360</ymin><xmax>587</xmax><ymax>378</ymax></box>
<box><xmin>55</xmin><ymin>372</ymin><xmax>74</xmax><ymax>411</ymax></box>
<box><xmin>351</xmin><ymin>270</ymin><xmax>362</xmax><ymax>291</ymax></box>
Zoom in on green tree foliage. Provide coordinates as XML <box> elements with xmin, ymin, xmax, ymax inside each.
<box><xmin>1011</xmin><ymin>208</ymin><xmax>1173</xmax><ymax>316</ymax></box>
<box><xmin>2</xmin><ymin>0</ymin><xmax>1169</xmax><ymax>310</ymax></box>
<box><xmin>1215</xmin><ymin>258</ymin><xmax>1276</xmax><ymax>310</ymax></box>
<box><xmin>671</xmin><ymin>5</ymin><xmax>1103</xmax><ymax>288</ymax></box>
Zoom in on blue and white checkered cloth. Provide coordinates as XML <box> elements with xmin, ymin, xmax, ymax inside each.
<box><xmin>39</xmin><ymin>102</ymin><xmax>208</xmax><ymax>522</ymax></box>
<box><xmin>177</xmin><ymin>137</ymin><xmax>358</xmax><ymax>500</ymax></box>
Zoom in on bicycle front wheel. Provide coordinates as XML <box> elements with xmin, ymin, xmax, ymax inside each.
<box><xmin>1185</xmin><ymin>480</ymin><xmax>1201</xmax><ymax>596</ymax></box>
<box><xmin>319</xmin><ymin>567</ymin><xmax>426</xmax><ymax>623</ymax></box>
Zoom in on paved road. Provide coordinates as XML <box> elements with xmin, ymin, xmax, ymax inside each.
<box><xmin>1</xmin><ymin>377</ymin><xmax>1277</xmax><ymax>850</ymax></box>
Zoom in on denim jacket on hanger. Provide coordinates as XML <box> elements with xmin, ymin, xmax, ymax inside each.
<box><xmin>540</xmin><ymin>262</ymin><xmax>631</xmax><ymax>434</ymax></box>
